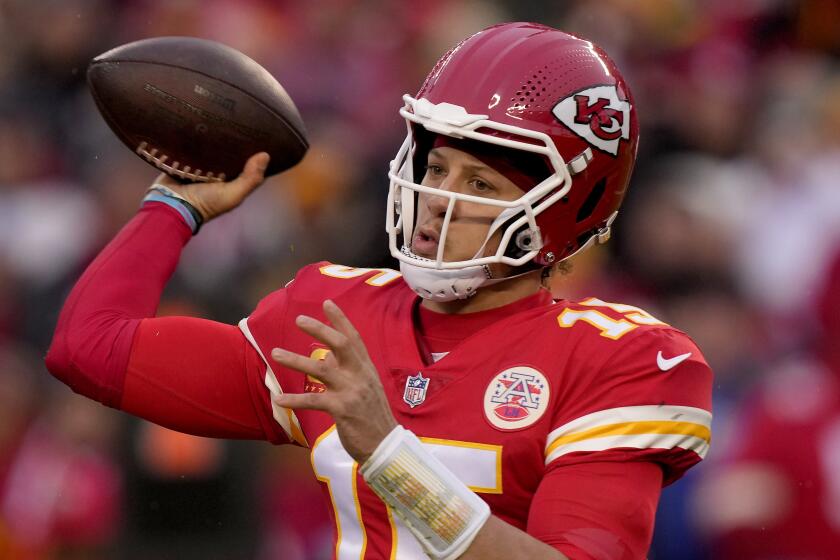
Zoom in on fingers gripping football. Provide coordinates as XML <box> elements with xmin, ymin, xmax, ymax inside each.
<box><xmin>270</xmin><ymin>300</ymin><xmax>398</xmax><ymax>463</ymax></box>
<box><xmin>153</xmin><ymin>151</ymin><xmax>270</xmax><ymax>221</ymax></box>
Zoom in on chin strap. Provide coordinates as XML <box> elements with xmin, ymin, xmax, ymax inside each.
<box><xmin>399</xmin><ymin>248</ymin><xmax>539</xmax><ymax>302</ymax></box>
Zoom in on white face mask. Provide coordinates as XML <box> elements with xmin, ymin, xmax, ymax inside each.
<box><xmin>385</xmin><ymin>95</ymin><xmax>592</xmax><ymax>301</ymax></box>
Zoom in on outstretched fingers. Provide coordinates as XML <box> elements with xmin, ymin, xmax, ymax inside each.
<box><xmin>323</xmin><ymin>300</ymin><xmax>357</xmax><ymax>338</ymax></box>
<box><xmin>294</xmin><ymin>313</ymin><xmax>357</xmax><ymax>364</ymax></box>
<box><xmin>271</xmin><ymin>347</ymin><xmax>335</xmax><ymax>386</ymax></box>
<box><xmin>273</xmin><ymin>391</ymin><xmax>330</xmax><ymax>411</ymax></box>
<box><xmin>322</xmin><ymin>300</ymin><xmax>371</xmax><ymax>360</ymax></box>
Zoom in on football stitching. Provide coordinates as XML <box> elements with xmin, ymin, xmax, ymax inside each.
<box><xmin>136</xmin><ymin>141</ymin><xmax>226</xmax><ymax>182</ymax></box>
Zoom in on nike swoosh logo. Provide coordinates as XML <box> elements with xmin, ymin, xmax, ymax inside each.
<box><xmin>657</xmin><ymin>351</ymin><xmax>692</xmax><ymax>371</ymax></box>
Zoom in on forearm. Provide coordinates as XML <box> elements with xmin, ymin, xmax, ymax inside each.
<box><xmin>461</xmin><ymin>516</ymin><xmax>567</xmax><ymax>559</ymax></box>
<box><xmin>45</xmin><ymin>203</ymin><xmax>192</xmax><ymax>407</ymax></box>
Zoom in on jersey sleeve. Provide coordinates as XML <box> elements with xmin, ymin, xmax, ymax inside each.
<box><xmin>121</xmin><ymin>315</ymin><xmax>287</xmax><ymax>443</ymax></box>
<box><xmin>545</xmin><ymin>325</ymin><xmax>713</xmax><ymax>486</ymax></box>
<box><xmin>238</xmin><ymin>274</ymin><xmax>307</xmax><ymax>447</ymax></box>
<box><xmin>527</xmin><ymin>460</ymin><xmax>663</xmax><ymax>559</ymax></box>
<box><xmin>237</xmin><ymin>261</ymin><xmax>341</xmax><ymax>448</ymax></box>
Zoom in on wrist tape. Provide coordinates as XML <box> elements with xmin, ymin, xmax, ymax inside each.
<box><xmin>360</xmin><ymin>426</ymin><xmax>490</xmax><ymax>560</ymax></box>
<box><xmin>142</xmin><ymin>184</ymin><xmax>204</xmax><ymax>234</ymax></box>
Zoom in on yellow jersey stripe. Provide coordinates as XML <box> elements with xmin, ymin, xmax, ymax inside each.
<box><xmin>546</xmin><ymin>404</ymin><xmax>712</xmax><ymax>446</ymax></box>
<box><xmin>545</xmin><ymin>433</ymin><xmax>710</xmax><ymax>464</ymax></box>
<box><xmin>545</xmin><ymin>420</ymin><xmax>710</xmax><ymax>457</ymax></box>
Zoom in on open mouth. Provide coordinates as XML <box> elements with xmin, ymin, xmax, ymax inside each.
<box><xmin>411</xmin><ymin>227</ymin><xmax>440</xmax><ymax>258</ymax></box>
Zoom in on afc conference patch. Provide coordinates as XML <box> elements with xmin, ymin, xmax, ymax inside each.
<box><xmin>403</xmin><ymin>372</ymin><xmax>429</xmax><ymax>408</ymax></box>
<box><xmin>483</xmin><ymin>366</ymin><xmax>550</xmax><ymax>431</ymax></box>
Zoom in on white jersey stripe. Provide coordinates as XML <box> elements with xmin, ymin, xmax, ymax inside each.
<box><xmin>544</xmin><ymin>405</ymin><xmax>711</xmax><ymax>465</ymax></box>
<box><xmin>546</xmin><ymin>404</ymin><xmax>712</xmax><ymax>444</ymax></box>
<box><xmin>238</xmin><ymin>317</ymin><xmax>307</xmax><ymax>446</ymax></box>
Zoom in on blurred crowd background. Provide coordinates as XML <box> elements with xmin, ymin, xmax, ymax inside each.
<box><xmin>1</xmin><ymin>0</ymin><xmax>839</xmax><ymax>558</ymax></box>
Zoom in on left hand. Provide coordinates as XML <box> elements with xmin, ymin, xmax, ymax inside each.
<box><xmin>270</xmin><ymin>300</ymin><xmax>398</xmax><ymax>464</ymax></box>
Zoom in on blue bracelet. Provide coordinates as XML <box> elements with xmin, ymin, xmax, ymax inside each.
<box><xmin>141</xmin><ymin>185</ymin><xmax>204</xmax><ymax>234</ymax></box>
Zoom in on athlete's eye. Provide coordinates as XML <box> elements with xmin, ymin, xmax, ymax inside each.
<box><xmin>471</xmin><ymin>178</ymin><xmax>494</xmax><ymax>193</ymax></box>
<box><xmin>424</xmin><ymin>164</ymin><xmax>445</xmax><ymax>177</ymax></box>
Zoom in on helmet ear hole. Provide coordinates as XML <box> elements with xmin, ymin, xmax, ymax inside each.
<box><xmin>576</xmin><ymin>178</ymin><xmax>606</xmax><ymax>223</ymax></box>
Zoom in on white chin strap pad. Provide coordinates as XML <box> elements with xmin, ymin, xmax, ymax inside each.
<box><xmin>399</xmin><ymin>260</ymin><xmax>492</xmax><ymax>302</ymax></box>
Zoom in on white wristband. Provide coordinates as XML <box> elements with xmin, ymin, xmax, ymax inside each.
<box><xmin>360</xmin><ymin>426</ymin><xmax>491</xmax><ymax>560</ymax></box>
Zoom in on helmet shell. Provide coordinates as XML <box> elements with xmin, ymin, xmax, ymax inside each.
<box><xmin>415</xmin><ymin>22</ymin><xmax>639</xmax><ymax>263</ymax></box>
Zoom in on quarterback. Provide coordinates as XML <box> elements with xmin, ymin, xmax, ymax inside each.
<box><xmin>46</xmin><ymin>23</ymin><xmax>712</xmax><ymax>559</ymax></box>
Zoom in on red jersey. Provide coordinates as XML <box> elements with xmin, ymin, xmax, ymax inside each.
<box><xmin>240</xmin><ymin>262</ymin><xmax>713</xmax><ymax>559</ymax></box>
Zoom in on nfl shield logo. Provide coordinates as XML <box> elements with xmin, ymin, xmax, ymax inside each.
<box><xmin>403</xmin><ymin>372</ymin><xmax>429</xmax><ymax>408</ymax></box>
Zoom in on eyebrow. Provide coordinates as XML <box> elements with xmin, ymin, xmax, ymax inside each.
<box><xmin>428</xmin><ymin>148</ymin><xmax>494</xmax><ymax>174</ymax></box>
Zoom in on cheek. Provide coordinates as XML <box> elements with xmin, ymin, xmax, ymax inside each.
<box><xmin>481</xmin><ymin>228</ymin><xmax>504</xmax><ymax>255</ymax></box>
<box><xmin>413</xmin><ymin>199</ymin><xmax>428</xmax><ymax>220</ymax></box>
<box><xmin>442</xmin><ymin>221</ymin><xmax>497</xmax><ymax>259</ymax></box>
<box><xmin>459</xmin><ymin>215</ymin><xmax>511</xmax><ymax>258</ymax></box>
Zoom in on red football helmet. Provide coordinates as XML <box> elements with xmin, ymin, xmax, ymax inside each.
<box><xmin>387</xmin><ymin>22</ymin><xmax>639</xmax><ymax>300</ymax></box>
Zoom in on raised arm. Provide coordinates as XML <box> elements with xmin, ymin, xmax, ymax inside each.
<box><xmin>45</xmin><ymin>154</ymin><xmax>281</xmax><ymax>440</ymax></box>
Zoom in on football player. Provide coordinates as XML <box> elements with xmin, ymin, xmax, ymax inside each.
<box><xmin>46</xmin><ymin>23</ymin><xmax>712</xmax><ymax>559</ymax></box>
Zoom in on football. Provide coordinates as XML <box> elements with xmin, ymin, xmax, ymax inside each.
<box><xmin>87</xmin><ymin>36</ymin><xmax>308</xmax><ymax>182</ymax></box>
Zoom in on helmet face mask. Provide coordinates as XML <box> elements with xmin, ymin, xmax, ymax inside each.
<box><xmin>387</xmin><ymin>23</ymin><xmax>638</xmax><ymax>301</ymax></box>
<box><xmin>387</xmin><ymin>96</ymin><xmax>574</xmax><ymax>271</ymax></box>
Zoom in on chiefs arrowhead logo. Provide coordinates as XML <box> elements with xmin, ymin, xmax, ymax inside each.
<box><xmin>304</xmin><ymin>346</ymin><xmax>330</xmax><ymax>393</ymax></box>
<box><xmin>552</xmin><ymin>85</ymin><xmax>631</xmax><ymax>156</ymax></box>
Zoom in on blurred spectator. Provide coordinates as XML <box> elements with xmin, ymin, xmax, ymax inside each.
<box><xmin>0</xmin><ymin>346</ymin><xmax>123</xmax><ymax>559</ymax></box>
<box><xmin>735</xmin><ymin>55</ymin><xmax>840</xmax><ymax>339</ymax></box>
<box><xmin>0</xmin><ymin>344</ymin><xmax>39</xmax><ymax>557</ymax></box>
<box><xmin>620</xmin><ymin>153</ymin><xmax>758</xmax><ymax>291</ymax></box>
<box><xmin>691</xmin><ymin>248</ymin><xmax>840</xmax><ymax>559</ymax></box>
<box><xmin>257</xmin><ymin>446</ymin><xmax>332</xmax><ymax>560</ymax></box>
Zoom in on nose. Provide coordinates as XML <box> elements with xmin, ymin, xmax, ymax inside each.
<box><xmin>423</xmin><ymin>175</ymin><xmax>458</xmax><ymax>217</ymax></box>
<box><xmin>424</xmin><ymin>189</ymin><xmax>450</xmax><ymax>217</ymax></box>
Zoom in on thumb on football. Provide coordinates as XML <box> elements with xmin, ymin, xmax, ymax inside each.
<box><xmin>227</xmin><ymin>152</ymin><xmax>270</xmax><ymax>199</ymax></box>
<box><xmin>148</xmin><ymin>152</ymin><xmax>270</xmax><ymax>223</ymax></box>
